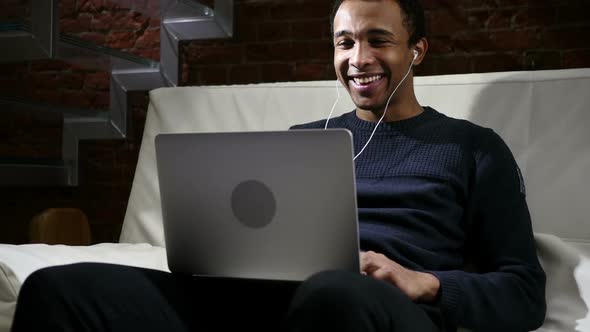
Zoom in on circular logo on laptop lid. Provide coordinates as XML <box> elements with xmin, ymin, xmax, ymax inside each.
<box><xmin>231</xmin><ymin>180</ymin><xmax>276</xmax><ymax>228</ymax></box>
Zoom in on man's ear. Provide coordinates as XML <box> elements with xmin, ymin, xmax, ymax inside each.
<box><xmin>413</xmin><ymin>38</ymin><xmax>428</xmax><ymax>66</ymax></box>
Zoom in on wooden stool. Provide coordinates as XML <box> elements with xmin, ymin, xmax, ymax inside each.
<box><xmin>29</xmin><ymin>208</ymin><xmax>92</xmax><ymax>245</ymax></box>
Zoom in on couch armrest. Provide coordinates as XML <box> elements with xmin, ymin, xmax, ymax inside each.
<box><xmin>0</xmin><ymin>243</ymin><xmax>168</xmax><ymax>332</ymax></box>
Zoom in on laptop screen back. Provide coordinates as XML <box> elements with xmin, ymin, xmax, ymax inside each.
<box><xmin>155</xmin><ymin>129</ymin><xmax>360</xmax><ymax>281</ymax></box>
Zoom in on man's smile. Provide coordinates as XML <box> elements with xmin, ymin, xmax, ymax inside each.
<box><xmin>349</xmin><ymin>74</ymin><xmax>385</xmax><ymax>85</ymax></box>
<box><xmin>348</xmin><ymin>74</ymin><xmax>386</xmax><ymax>95</ymax></box>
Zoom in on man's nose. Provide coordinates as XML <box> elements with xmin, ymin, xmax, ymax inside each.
<box><xmin>350</xmin><ymin>43</ymin><xmax>374</xmax><ymax>69</ymax></box>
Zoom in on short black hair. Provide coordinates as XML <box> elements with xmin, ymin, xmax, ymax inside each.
<box><xmin>330</xmin><ymin>0</ymin><xmax>426</xmax><ymax>47</ymax></box>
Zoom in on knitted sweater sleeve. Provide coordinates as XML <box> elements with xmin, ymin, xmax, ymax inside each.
<box><xmin>430</xmin><ymin>129</ymin><xmax>546</xmax><ymax>332</ymax></box>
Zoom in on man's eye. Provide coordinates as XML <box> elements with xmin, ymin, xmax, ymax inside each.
<box><xmin>337</xmin><ymin>40</ymin><xmax>354</xmax><ymax>48</ymax></box>
<box><xmin>370</xmin><ymin>39</ymin><xmax>388</xmax><ymax>45</ymax></box>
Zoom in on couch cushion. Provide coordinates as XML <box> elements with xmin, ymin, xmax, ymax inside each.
<box><xmin>0</xmin><ymin>260</ymin><xmax>18</xmax><ymax>332</ymax></box>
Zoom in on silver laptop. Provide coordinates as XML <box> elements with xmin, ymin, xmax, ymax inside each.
<box><xmin>155</xmin><ymin>129</ymin><xmax>360</xmax><ymax>281</ymax></box>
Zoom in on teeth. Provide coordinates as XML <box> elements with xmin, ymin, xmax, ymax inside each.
<box><xmin>353</xmin><ymin>75</ymin><xmax>382</xmax><ymax>85</ymax></box>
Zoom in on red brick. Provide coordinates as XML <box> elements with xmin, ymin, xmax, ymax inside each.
<box><xmin>229</xmin><ymin>64</ymin><xmax>260</xmax><ymax>84</ymax></box>
<box><xmin>78</xmin><ymin>32</ymin><xmax>107</xmax><ymax>45</ymax></box>
<box><xmin>268</xmin><ymin>2</ymin><xmax>332</xmax><ymax>20</ymax></box>
<box><xmin>0</xmin><ymin>78</ymin><xmax>24</xmax><ymax>95</ymax></box>
<box><xmin>135</xmin><ymin>29</ymin><xmax>160</xmax><ymax>48</ymax></box>
<box><xmin>132</xmin><ymin>48</ymin><xmax>160</xmax><ymax>61</ymax></box>
<box><xmin>91</xmin><ymin>13</ymin><xmax>114</xmax><ymax>31</ymax></box>
<box><xmin>30</xmin><ymin>60</ymin><xmax>71</xmax><ymax>72</ymax></box>
<box><xmin>557</xmin><ymin>4</ymin><xmax>590</xmax><ymax>25</ymax></box>
<box><xmin>524</xmin><ymin>51</ymin><xmax>562</xmax><ymax>70</ymax></box>
<box><xmin>106</xmin><ymin>31</ymin><xmax>137</xmax><ymax>49</ymax></box>
<box><xmin>0</xmin><ymin>62</ymin><xmax>28</xmax><ymax>75</ymax></box>
<box><xmin>111</xmin><ymin>11</ymin><xmax>148</xmax><ymax>30</ymax></box>
<box><xmin>182</xmin><ymin>63</ymin><xmax>191</xmax><ymax>85</ymax></box>
<box><xmin>2</xmin><ymin>0</ymin><xmax>28</xmax><ymax>19</ymax></box>
<box><xmin>435</xmin><ymin>55</ymin><xmax>472</xmax><ymax>74</ymax></box>
<box><xmin>564</xmin><ymin>49</ymin><xmax>590</xmax><ymax>69</ymax></box>
<box><xmin>496</xmin><ymin>0</ymin><xmax>529</xmax><ymax>6</ymax></box>
<box><xmin>541</xmin><ymin>27</ymin><xmax>590</xmax><ymax>49</ymax></box>
<box><xmin>427</xmin><ymin>9</ymin><xmax>469</xmax><ymax>37</ymax></box>
<box><xmin>258</xmin><ymin>22</ymin><xmax>291</xmax><ymax>41</ymax></box>
<box><xmin>246</xmin><ymin>42</ymin><xmax>307</xmax><ymax>62</ymax></box>
<box><xmin>185</xmin><ymin>45</ymin><xmax>243</xmax><ymax>65</ymax></box>
<box><xmin>302</xmin><ymin>41</ymin><xmax>334</xmax><ymax>61</ymax></box>
<box><xmin>26</xmin><ymin>89</ymin><xmax>63</xmax><ymax>105</ymax></box>
<box><xmin>78</xmin><ymin>0</ymin><xmax>96</xmax><ymax>12</ymax></box>
<box><xmin>414</xmin><ymin>59</ymin><xmax>436</xmax><ymax>76</ymax></box>
<box><xmin>291</xmin><ymin>20</ymin><xmax>330</xmax><ymax>40</ymax></box>
<box><xmin>513</xmin><ymin>7</ymin><xmax>556</xmax><ymax>29</ymax></box>
<box><xmin>59</xmin><ymin>73</ymin><xmax>85</xmax><ymax>89</ymax></box>
<box><xmin>27</xmin><ymin>73</ymin><xmax>60</xmax><ymax>89</ymax></box>
<box><xmin>452</xmin><ymin>0</ymin><xmax>498</xmax><ymax>10</ymax></box>
<box><xmin>93</xmin><ymin>91</ymin><xmax>111</xmax><ymax>109</ymax></box>
<box><xmin>61</xmin><ymin>90</ymin><xmax>95</xmax><ymax>108</ymax></box>
<box><xmin>428</xmin><ymin>36</ymin><xmax>453</xmax><ymax>54</ymax></box>
<box><xmin>84</xmin><ymin>71</ymin><xmax>111</xmax><ymax>90</ymax></box>
<box><xmin>472</xmin><ymin>53</ymin><xmax>522</xmax><ymax>73</ymax></box>
<box><xmin>465</xmin><ymin>10</ymin><xmax>488</xmax><ymax>30</ymax></box>
<box><xmin>261</xmin><ymin>63</ymin><xmax>294</xmax><ymax>82</ymax></box>
<box><xmin>196</xmin><ymin>66</ymin><xmax>229</xmax><ymax>86</ymax></box>
<box><xmin>103</xmin><ymin>0</ymin><xmax>121</xmax><ymax>11</ymax></box>
<box><xmin>61</xmin><ymin>16</ymin><xmax>92</xmax><ymax>33</ymax></box>
<box><xmin>489</xmin><ymin>29</ymin><xmax>539</xmax><ymax>51</ymax></box>
<box><xmin>238</xmin><ymin>3</ymin><xmax>270</xmax><ymax>21</ymax></box>
<box><xmin>60</xmin><ymin>0</ymin><xmax>77</xmax><ymax>18</ymax></box>
<box><xmin>486</xmin><ymin>10</ymin><xmax>511</xmax><ymax>30</ymax></box>
<box><xmin>90</xmin><ymin>0</ymin><xmax>105</xmax><ymax>11</ymax></box>
<box><xmin>294</xmin><ymin>62</ymin><xmax>330</xmax><ymax>81</ymax></box>
<box><xmin>237</xmin><ymin>22</ymin><xmax>258</xmax><ymax>42</ymax></box>
<box><xmin>148</xmin><ymin>17</ymin><xmax>161</xmax><ymax>28</ymax></box>
<box><xmin>451</xmin><ymin>32</ymin><xmax>493</xmax><ymax>52</ymax></box>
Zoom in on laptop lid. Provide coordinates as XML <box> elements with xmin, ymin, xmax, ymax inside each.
<box><xmin>155</xmin><ymin>129</ymin><xmax>360</xmax><ymax>281</ymax></box>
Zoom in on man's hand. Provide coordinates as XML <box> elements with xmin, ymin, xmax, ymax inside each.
<box><xmin>360</xmin><ymin>251</ymin><xmax>440</xmax><ymax>303</ymax></box>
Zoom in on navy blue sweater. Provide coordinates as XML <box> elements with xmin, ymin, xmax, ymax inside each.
<box><xmin>291</xmin><ymin>107</ymin><xmax>546</xmax><ymax>332</ymax></box>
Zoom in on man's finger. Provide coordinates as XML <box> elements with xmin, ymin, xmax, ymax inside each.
<box><xmin>369</xmin><ymin>267</ymin><xmax>390</xmax><ymax>281</ymax></box>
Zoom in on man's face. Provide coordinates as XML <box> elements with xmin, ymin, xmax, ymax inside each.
<box><xmin>333</xmin><ymin>0</ymin><xmax>414</xmax><ymax>113</ymax></box>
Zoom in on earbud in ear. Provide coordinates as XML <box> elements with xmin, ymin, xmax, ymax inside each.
<box><xmin>413</xmin><ymin>50</ymin><xmax>419</xmax><ymax>60</ymax></box>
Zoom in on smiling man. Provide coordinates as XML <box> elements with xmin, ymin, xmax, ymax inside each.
<box><xmin>286</xmin><ymin>0</ymin><xmax>547</xmax><ymax>331</ymax></box>
<box><xmin>10</xmin><ymin>1</ymin><xmax>546</xmax><ymax>332</ymax></box>
<box><xmin>333</xmin><ymin>0</ymin><xmax>427</xmax><ymax>123</ymax></box>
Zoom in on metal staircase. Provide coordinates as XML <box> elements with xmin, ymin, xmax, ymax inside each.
<box><xmin>0</xmin><ymin>0</ymin><xmax>234</xmax><ymax>186</ymax></box>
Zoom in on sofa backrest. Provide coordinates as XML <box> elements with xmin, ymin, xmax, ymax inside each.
<box><xmin>120</xmin><ymin>69</ymin><xmax>590</xmax><ymax>256</ymax></box>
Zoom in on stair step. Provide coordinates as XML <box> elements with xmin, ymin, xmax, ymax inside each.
<box><xmin>0</xmin><ymin>158</ymin><xmax>70</xmax><ymax>187</ymax></box>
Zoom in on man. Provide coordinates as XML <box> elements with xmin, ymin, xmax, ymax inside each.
<box><xmin>286</xmin><ymin>1</ymin><xmax>546</xmax><ymax>331</ymax></box>
<box><xmin>11</xmin><ymin>0</ymin><xmax>546</xmax><ymax>331</ymax></box>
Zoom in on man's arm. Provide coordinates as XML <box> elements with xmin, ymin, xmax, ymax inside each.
<box><xmin>429</xmin><ymin>129</ymin><xmax>546</xmax><ymax>331</ymax></box>
<box><xmin>362</xmin><ymin>129</ymin><xmax>546</xmax><ymax>332</ymax></box>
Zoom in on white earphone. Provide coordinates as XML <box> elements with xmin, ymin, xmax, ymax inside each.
<box><xmin>326</xmin><ymin>48</ymin><xmax>419</xmax><ymax>160</ymax></box>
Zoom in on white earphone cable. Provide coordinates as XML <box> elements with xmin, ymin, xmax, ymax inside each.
<box><xmin>324</xmin><ymin>53</ymin><xmax>417</xmax><ymax>160</ymax></box>
<box><xmin>325</xmin><ymin>79</ymin><xmax>341</xmax><ymax>129</ymax></box>
<box><xmin>352</xmin><ymin>56</ymin><xmax>416</xmax><ymax>160</ymax></box>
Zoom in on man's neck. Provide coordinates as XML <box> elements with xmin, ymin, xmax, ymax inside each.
<box><xmin>355</xmin><ymin>97</ymin><xmax>423</xmax><ymax>123</ymax></box>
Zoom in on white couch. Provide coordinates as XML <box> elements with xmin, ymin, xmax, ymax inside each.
<box><xmin>1</xmin><ymin>68</ymin><xmax>589</xmax><ymax>331</ymax></box>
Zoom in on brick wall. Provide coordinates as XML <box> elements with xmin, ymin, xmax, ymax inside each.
<box><xmin>0</xmin><ymin>0</ymin><xmax>157</xmax><ymax>244</ymax></box>
<box><xmin>183</xmin><ymin>0</ymin><xmax>590</xmax><ymax>85</ymax></box>
<box><xmin>1</xmin><ymin>0</ymin><xmax>589</xmax><ymax>244</ymax></box>
<box><xmin>1</xmin><ymin>0</ymin><xmax>29</xmax><ymax>21</ymax></box>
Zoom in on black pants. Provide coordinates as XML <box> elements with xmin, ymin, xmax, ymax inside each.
<box><xmin>11</xmin><ymin>263</ymin><xmax>442</xmax><ymax>332</ymax></box>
